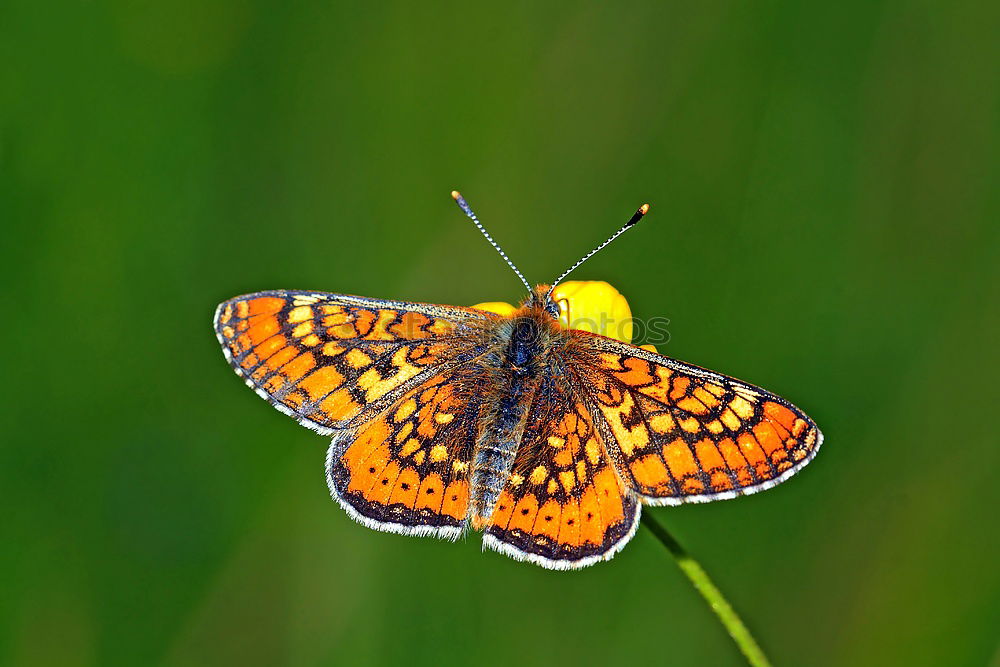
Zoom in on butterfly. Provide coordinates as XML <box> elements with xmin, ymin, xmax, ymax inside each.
<box><xmin>214</xmin><ymin>192</ymin><xmax>822</xmax><ymax>570</ymax></box>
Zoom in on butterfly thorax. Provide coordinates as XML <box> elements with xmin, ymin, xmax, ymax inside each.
<box><xmin>469</xmin><ymin>304</ymin><xmax>569</xmax><ymax>528</ymax></box>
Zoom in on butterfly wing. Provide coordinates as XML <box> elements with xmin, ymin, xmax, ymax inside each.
<box><xmin>576</xmin><ymin>335</ymin><xmax>823</xmax><ymax>504</ymax></box>
<box><xmin>214</xmin><ymin>290</ymin><xmax>489</xmax><ymax>434</ymax></box>
<box><xmin>326</xmin><ymin>364</ymin><xmax>486</xmax><ymax>538</ymax></box>
<box><xmin>482</xmin><ymin>376</ymin><xmax>640</xmax><ymax>569</ymax></box>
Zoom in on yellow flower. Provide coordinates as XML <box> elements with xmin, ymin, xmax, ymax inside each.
<box><xmin>472</xmin><ymin>281</ymin><xmax>657</xmax><ymax>352</ymax></box>
<box><xmin>469</xmin><ymin>301</ymin><xmax>517</xmax><ymax>317</ymax></box>
<box><xmin>551</xmin><ymin>280</ymin><xmax>633</xmax><ymax>343</ymax></box>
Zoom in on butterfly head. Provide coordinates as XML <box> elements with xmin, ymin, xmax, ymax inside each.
<box><xmin>527</xmin><ymin>284</ymin><xmax>561</xmax><ymax>320</ymax></box>
<box><xmin>476</xmin><ymin>280</ymin><xmax>638</xmax><ymax>347</ymax></box>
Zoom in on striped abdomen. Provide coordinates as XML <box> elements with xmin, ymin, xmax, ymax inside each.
<box><xmin>470</xmin><ymin>374</ymin><xmax>534</xmax><ymax>526</ymax></box>
<box><xmin>470</xmin><ymin>316</ymin><xmax>547</xmax><ymax>527</ymax></box>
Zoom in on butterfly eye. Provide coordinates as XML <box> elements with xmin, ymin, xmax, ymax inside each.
<box><xmin>549</xmin><ymin>280</ymin><xmax>634</xmax><ymax>344</ymax></box>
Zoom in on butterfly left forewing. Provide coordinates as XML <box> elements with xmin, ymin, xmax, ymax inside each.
<box><xmin>576</xmin><ymin>335</ymin><xmax>822</xmax><ymax>504</ymax></box>
<box><xmin>214</xmin><ymin>290</ymin><xmax>490</xmax><ymax>434</ymax></box>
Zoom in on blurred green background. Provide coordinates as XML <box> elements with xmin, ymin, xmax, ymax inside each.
<box><xmin>2</xmin><ymin>1</ymin><xmax>998</xmax><ymax>665</ymax></box>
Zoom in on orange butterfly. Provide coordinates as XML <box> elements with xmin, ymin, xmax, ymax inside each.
<box><xmin>214</xmin><ymin>192</ymin><xmax>822</xmax><ymax>570</ymax></box>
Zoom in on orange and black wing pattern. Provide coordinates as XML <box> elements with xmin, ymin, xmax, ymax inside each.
<box><xmin>482</xmin><ymin>376</ymin><xmax>640</xmax><ymax>569</ymax></box>
<box><xmin>326</xmin><ymin>364</ymin><xmax>487</xmax><ymax>538</ymax></box>
<box><xmin>213</xmin><ymin>291</ymin><xmax>488</xmax><ymax>434</ymax></box>
<box><xmin>578</xmin><ymin>335</ymin><xmax>822</xmax><ymax>504</ymax></box>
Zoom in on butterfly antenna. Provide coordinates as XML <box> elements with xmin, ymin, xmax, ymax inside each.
<box><xmin>545</xmin><ymin>203</ymin><xmax>650</xmax><ymax>299</ymax></box>
<box><xmin>451</xmin><ymin>190</ymin><xmax>533</xmax><ymax>293</ymax></box>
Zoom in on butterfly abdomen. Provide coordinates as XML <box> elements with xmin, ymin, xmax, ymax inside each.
<box><xmin>470</xmin><ymin>375</ymin><xmax>532</xmax><ymax>528</ymax></box>
<box><xmin>470</xmin><ymin>313</ymin><xmax>562</xmax><ymax>528</ymax></box>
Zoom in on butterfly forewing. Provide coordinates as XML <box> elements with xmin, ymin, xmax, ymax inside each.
<box><xmin>214</xmin><ymin>291</ymin><xmax>489</xmax><ymax>434</ymax></box>
<box><xmin>577</xmin><ymin>335</ymin><xmax>823</xmax><ymax>504</ymax></box>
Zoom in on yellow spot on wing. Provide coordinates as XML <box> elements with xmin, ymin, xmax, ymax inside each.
<box><xmin>604</xmin><ymin>393</ymin><xmax>649</xmax><ymax>455</ymax></box>
<box><xmin>679</xmin><ymin>417</ymin><xmax>701</xmax><ymax>433</ymax></box>
<box><xmin>346</xmin><ymin>349</ymin><xmax>371</xmax><ymax>369</ymax></box>
<box><xmin>400</xmin><ymin>438</ymin><xmax>421</xmax><ymax>457</ymax></box>
<box><xmin>649</xmin><ymin>413</ymin><xmax>675</xmax><ymax>434</ymax></box>
<box><xmin>358</xmin><ymin>355</ymin><xmax>422</xmax><ymax>401</ymax></box>
<box><xmin>287</xmin><ymin>306</ymin><xmax>313</xmax><ymax>323</ymax></box>
<box><xmin>559</xmin><ymin>470</ymin><xmax>576</xmax><ymax>492</ymax></box>
<box><xmin>395</xmin><ymin>399</ymin><xmax>417</xmax><ymax>421</ymax></box>
<box><xmin>730</xmin><ymin>396</ymin><xmax>754</xmax><ymax>419</ymax></box>
<box><xmin>585</xmin><ymin>440</ymin><xmax>601</xmax><ymax>465</ymax></box>
<box><xmin>430</xmin><ymin>445</ymin><xmax>448</xmax><ymax>462</ymax></box>
<box><xmin>529</xmin><ymin>466</ymin><xmax>547</xmax><ymax>485</ymax></box>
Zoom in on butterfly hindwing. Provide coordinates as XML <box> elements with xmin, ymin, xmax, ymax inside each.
<box><xmin>579</xmin><ymin>335</ymin><xmax>823</xmax><ymax>504</ymax></box>
<box><xmin>483</xmin><ymin>376</ymin><xmax>640</xmax><ymax>569</ymax></box>
<box><xmin>214</xmin><ymin>290</ymin><xmax>489</xmax><ymax>434</ymax></box>
<box><xmin>326</xmin><ymin>366</ymin><xmax>484</xmax><ymax>537</ymax></box>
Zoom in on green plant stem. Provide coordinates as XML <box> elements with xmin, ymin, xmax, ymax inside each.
<box><xmin>641</xmin><ymin>513</ymin><xmax>772</xmax><ymax>667</ymax></box>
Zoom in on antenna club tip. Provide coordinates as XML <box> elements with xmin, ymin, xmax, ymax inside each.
<box><xmin>624</xmin><ymin>203</ymin><xmax>650</xmax><ymax>227</ymax></box>
<box><xmin>450</xmin><ymin>190</ymin><xmax>462</xmax><ymax>201</ymax></box>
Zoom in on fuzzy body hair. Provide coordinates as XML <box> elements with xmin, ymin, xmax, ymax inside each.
<box><xmin>467</xmin><ymin>304</ymin><xmax>568</xmax><ymax>526</ymax></box>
